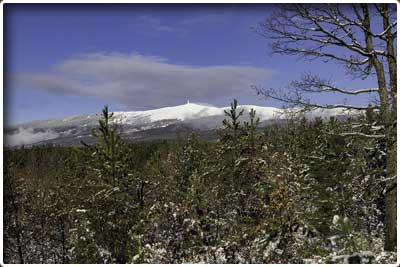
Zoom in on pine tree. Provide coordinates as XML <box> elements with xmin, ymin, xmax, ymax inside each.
<box><xmin>72</xmin><ymin>106</ymin><xmax>143</xmax><ymax>263</ymax></box>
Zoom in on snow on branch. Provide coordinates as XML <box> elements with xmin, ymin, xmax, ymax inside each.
<box><xmin>334</xmin><ymin>132</ymin><xmax>385</xmax><ymax>138</ymax></box>
<box><xmin>380</xmin><ymin>175</ymin><xmax>397</xmax><ymax>182</ymax></box>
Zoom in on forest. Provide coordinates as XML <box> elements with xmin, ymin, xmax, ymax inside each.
<box><xmin>3</xmin><ymin>102</ymin><xmax>397</xmax><ymax>263</ymax></box>
<box><xmin>3</xmin><ymin>3</ymin><xmax>397</xmax><ymax>264</ymax></box>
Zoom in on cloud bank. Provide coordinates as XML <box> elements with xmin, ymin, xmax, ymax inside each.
<box><xmin>5</xmin><ymin>127</ymin><xmax>59</xmax><ymax>147</ymax></box>
<box><xmin>15</xmin><ymin>52</ymin><xmax>273</xmax><ymax>109</ymax></box>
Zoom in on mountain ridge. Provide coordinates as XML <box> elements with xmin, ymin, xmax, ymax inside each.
<box><xmin>5</xmin><ymin>102</ymin><xmax>357</xmax><ymax>147</ymax></box>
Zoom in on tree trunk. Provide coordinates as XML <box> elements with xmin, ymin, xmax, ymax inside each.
<box><xmin>385</xmin><ymin>124</ymin><xmax>397</xmax><ymax>251</ymax></box>
<box><xmin>380</xmin><ymin>4</ymin><xmax>397</xmax><ymax>119</ymax></box>
<box><xmin>379</xmin><ymin>3</ymin><xmax>397</xmax><ymax>252</ymax></box>
<box><xmin>362</xmin><ymin>4</ymin><xmax>396</xmax><ymax>251</ymax></box>
<box><xmin>385</xmin><ymin>184</ymin><xmax>396</xmax><ymax>251</ymax></box>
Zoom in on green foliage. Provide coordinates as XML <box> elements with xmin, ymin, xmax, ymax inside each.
<box><xmin>81</xmin><ymin>105</ymin><xmax>132</xmax><ymax>183</ymax></box>
<box><xmin>222</xmin><ymin>99</ymin><xmax>244</xmax><ymax>140</ymax></box>
<box><xmin>330</xmin><ymin>215</ymin><xmax>369</xmax><ymax>254</ymax></box>
<box><xmin>4</xmin><ymin>101</ymin><xmax>392</xmax><ymax>263</ymax></box>
<box><xmin>71</xmin><ymin>106</ymin><xmax>143</xmax><ymax>263</ymax></box>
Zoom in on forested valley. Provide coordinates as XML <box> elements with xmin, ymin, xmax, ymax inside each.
<box><xmin>4</xmin><ymin>102</ymin><xmax>397</xmax><ymax>263</ymax></box>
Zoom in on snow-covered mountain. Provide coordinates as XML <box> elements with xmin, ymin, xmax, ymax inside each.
<box><xmin>4</xmin><ymin>102</ymin><xmax>355</xmax><ymax>147</ymax></box>
<box><xmin>111</xmin><ymin>103</ymin><xmax>280</xmax><ymax>124</ymax></box>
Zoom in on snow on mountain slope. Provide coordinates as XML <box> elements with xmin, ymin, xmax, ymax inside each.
<box><xmin>5</xmin><ymin>102</ymin><xmax>358</xmax><ymax>147</ymax></box>
<box><xmin>8</xmin><ymin>102</ymin><xmax>353</xmax><ymax>131</ymax></box>
<box><xmin>113</xmin><ymin>103</ymin><xmax>223</xmax><ymax>124</ymax></box>
<box><xmin>112</xmin><ymin>103</ymin><xmax>282</xmax><ymax>125</ymax></box>
<box><xmin>111</xmin><ymin>103</ymin><xmax>352</xmax><ymax>125</ymax></box>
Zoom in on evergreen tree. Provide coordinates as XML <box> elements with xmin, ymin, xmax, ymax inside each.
<box><xmin>72</xmin><ymin>106</ymin><xmax>143</xmax><ymax>263</ymax></box>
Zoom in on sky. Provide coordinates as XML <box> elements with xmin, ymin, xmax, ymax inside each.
<box><xmin>4</xmin><ymin>4</ymin><xmax>382</xmax><ymax>125</ymax></box>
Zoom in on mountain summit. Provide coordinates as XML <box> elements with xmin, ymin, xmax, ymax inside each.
<box><xmin>112</xmin><ymin>103</ymin><xmax>281</xmax><ymax>125</ymax></box>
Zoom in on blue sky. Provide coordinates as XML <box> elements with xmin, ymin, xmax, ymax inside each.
<box><xmin>5</xmin><ymin>4</ymin><xmax>380</xmax><ymax>125</ymax></box>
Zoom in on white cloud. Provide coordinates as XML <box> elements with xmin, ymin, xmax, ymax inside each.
<box><xmin>135</xmin><ymin>15</ymin><xmax>185</xmax><ymax>33</ymax></box>
<box><xmin>133</xmin><ymin>9</ymin><xmax>238</xmax><ymax>34</ymax></box>
<box><xmin>15</xmin><ymin>52</ymin><xmax>273</xmax><ymax>109</ymax></box>
<box><xmin>5</xmin><ymin>127</ymin><xmax>59</xmax><ymax>147</ymax></box>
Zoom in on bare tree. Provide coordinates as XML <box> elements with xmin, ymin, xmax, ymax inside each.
<box><xmin>255</xmin><ymin>3</ymin><xmax>396</xmax><ymax>251</ymax></box>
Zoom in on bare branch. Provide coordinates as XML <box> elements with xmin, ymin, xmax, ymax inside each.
<box><xmin>257</xmin><ymin>3</ymin><xmax>394</xmax><ymax>79</ymax></box>
<box><xmin>256</xmin><ymin>3</ymin><xmax>395</xmax><ymax>126</ymax></box>
<box><xmin>253</xmin><ymin>84</ymin><xmax>372</xmax><ymax>111</ymax></box>
<box><xmin>290</xmin><ymin>74</ymin><xmax>379</xmax><ymax>96</ymax></box>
